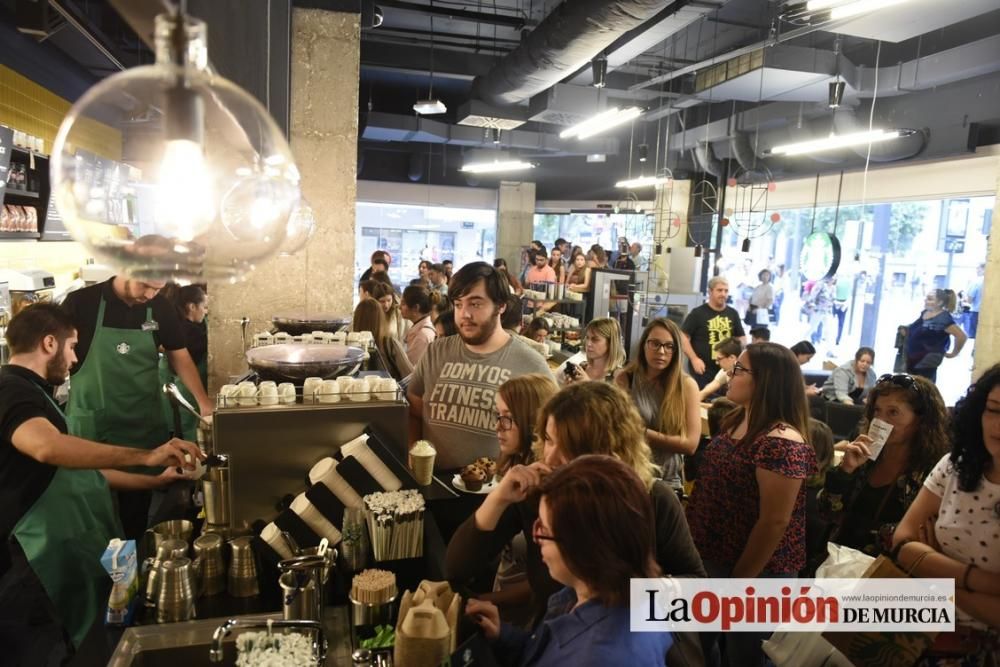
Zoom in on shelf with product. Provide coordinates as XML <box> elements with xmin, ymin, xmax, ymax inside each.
<box><xmin>0</xmin><ymin>127</ymin><xmax>53</xmax><ymax>238</ymax></box>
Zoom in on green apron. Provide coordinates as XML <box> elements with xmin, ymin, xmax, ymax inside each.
<box><xmin>67</xmin><ymin>296</ymin><xmax>168</xmax><ymax>461</ymax></box>
<box><xmin>158</xmin><ymin>350</ymin><xmax>207</xmax><ymax>442</ymax></box>
<box><xmin>13</xmin><ymin>389</ymin><xmax>121</xmax><ymax>648</ymax></box>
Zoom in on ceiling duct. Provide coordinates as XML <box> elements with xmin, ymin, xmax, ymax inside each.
<box><xmin>472</xmin><ymin>0</ymin><xmax>676</xmax><ymax>106</ymax></box>
<box><xmin>831</xmin><ymin>108</ymin><xmax>927</xmax><ymax>162</ymax></box>
<box><xmin>456</xmin><ymin>100</ymin><xmax>527</xmax><ymax>131</ymax></box>
<box><xmin>691</xmin><ymin>141</ymin><xmax>722</xmax><ymax>178</ymax></box>
<box><xmin>729</xmin><ymin>131</ymin><xmax>771</xmax><ymax>179</ymax></box>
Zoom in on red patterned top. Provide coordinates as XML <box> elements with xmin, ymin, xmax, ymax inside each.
<box><xmin>686</xmin><ymin>427</ymin><xmax>816</xmax><ymax>574</ymax></box>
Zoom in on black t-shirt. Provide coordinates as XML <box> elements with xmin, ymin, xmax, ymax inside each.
<box><xmin>180</xmin><ymin>319</ymin><xmax>208</xmax><ymax>366</ymax></box>
<box><xmin>0</xmin><ymin>365</ymin><xmax>62</xmax><ymax>551</ymax></box>
<box><xmin>681</xmin><ymin>303</ymin><xmax>745</xmax><ymax>381</ymax></box>
<box><xmin>62</xmin><ymin>279</ymin><xmax>185</xmax><ymax>373</ymax></box>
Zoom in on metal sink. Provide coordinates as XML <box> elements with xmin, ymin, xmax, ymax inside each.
<box><xmin>107</xmin><ymin>608</ymin><xmax>353</xmax><ymax>666</ymax></box>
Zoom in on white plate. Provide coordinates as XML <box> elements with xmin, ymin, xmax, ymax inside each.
<box><xmin>452</xmin><ymin>473</ymin><xmax>498</xmax><ymax>495</ymax></box>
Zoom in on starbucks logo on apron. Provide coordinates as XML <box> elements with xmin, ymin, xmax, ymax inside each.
<box><xmin>116</xmin><ymin>342</ymin><xmax>131</xmax><ymax>355</ymax></box>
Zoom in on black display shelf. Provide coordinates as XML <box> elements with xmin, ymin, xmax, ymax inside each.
<box><xmin>2</xmin><ymin>189</ymin><xmax>41</xmax><ymax>199</ymax></box>
<box><xmin>0</xmin><ymin>231</ymin><xmax>41</xmax><ymax>240</ymax></box>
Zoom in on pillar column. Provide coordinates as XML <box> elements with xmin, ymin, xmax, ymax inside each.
<box><xmin>496</xmin><ymin>181</ymin><xmax>536</xmax><ymax>276</ymax></box>
<box><xmin>972</xmin><ymin>156</ymin><xmax>1000</xmax><ymax>378</ymax></box>
<box><xmin>208</xmin><ymin>8</ymin><xmax>360</xmax><ymax>389</ymax></box>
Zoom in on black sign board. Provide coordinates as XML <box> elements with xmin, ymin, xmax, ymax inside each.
<box><xmin>42</xmin><ymin>191</ymin><xmax>72</xmax><ymax>241</ymax></box>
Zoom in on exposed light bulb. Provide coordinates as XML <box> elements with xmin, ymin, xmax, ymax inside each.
<box><xmin>154</xmin><ymin>139</ymin><xmax>215</xmax><ymax>241</ymax></box>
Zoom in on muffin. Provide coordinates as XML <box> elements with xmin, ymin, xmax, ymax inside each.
<box><xmin>476</xmin><ymin>457</ymin><xmax>497</xmax><ymax>480</ymax></box>
<box><xmin>460</xmin><ymin>464</ymin><xmax>486</xmax><ymax>491</ymax></box>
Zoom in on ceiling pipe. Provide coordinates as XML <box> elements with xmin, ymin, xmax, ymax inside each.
<box><xmin>691</xmin><ymin>141</ymin><xmax>722</xmax><ymax>178</ymax></box>
<box><xmin>472</xmin><ymin>0</ymin><xmax>675</xmax><ymax>106</ymax></box>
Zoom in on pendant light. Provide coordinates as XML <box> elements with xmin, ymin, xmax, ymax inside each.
<box><xmin>51</xmin><ymin>4</ymin><xmax>301</xmax><ymax>282</ymax></box>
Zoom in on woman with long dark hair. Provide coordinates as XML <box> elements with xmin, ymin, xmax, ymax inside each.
<box><xmin>818</xmin><ymin>373</ymin><xmax>949</xmax><ymax>557</ymax></box>
<box><xmin>615</xmin><ymin>318</ymin><xmax>700</xmax><ymax>492</ymax></box>
<box><xmin>400</xmin><ymin>284</ymin><xmax>440</xmax><ymax>367</ymax></box>
<box><xmin>159</xmin><ymin>284</ymin><xmax>208</xmax><ymax>440</ymax></box>
<box><xmin>466</xmin><ymin>456</ymin><xmax>675</xmax><ymax>665</ymax></box>
<box><xmin>893</xmin><ymin>365</ymin><xmax>1000</xmax><ymax>659</ymax></box>
<box><xmin>685</xmin><ymin>342</ymin><xmax>815</xmax><ymax>667</ymax></box>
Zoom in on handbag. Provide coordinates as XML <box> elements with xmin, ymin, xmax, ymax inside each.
<box><xmin>821</xmin><ymin>554</ymin><xmax>938</xmax><ymax>667</ymax></box>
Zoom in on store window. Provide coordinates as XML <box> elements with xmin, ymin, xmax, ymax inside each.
<box><xmin>355</xmin><ymin>202</ymin><xmax>496</xmax><ymax>285</ymax></box>
<box><xmin>709</xmin><ymin>195</ymin><xmax>993</xmax><ymax>404</ymax></box>
<box><xmin>533</xmin><ymin>212</ymin><xmax>654</xmax><ymax>260</ymax></box>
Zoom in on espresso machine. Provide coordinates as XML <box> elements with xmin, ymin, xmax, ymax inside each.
<box><xmin>0</xmin><ymin>269</ymin><xmax>56</xmax><ymax>316</ymax></box>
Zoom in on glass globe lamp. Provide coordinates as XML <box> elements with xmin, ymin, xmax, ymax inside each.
<box><xmin>279</xmin><ymin>199</ymin><xmax>316</xmax><ymax>256</ymax></box>
<box><xmin>51</xmin><ymin>12</ymin><xmax>300</xmax><ymax>282</ymax></box>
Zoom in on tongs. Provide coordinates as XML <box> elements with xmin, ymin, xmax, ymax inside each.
<box><xmin>162</xmin><ymin>383</ymin><xmax>212</xmax><ymax>425</ymax></box>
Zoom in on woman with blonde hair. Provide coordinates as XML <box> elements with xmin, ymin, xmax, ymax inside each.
<box><xmin>615</xmin><ymin>317</ymin><xmax>700</xmax><ymax>492</ymax></box>
<box><xmin>351</xmin><ymin>298</ymin><xmax>412</xmax><ymax>381</ymax></box>
<box><xmin>562</xmin><ymin>317</ymin><xmax>626</xmax><ymax>385</ymax></box>
<box><xmin>447</xmin><ymin>381</ymin><xmax>705</xmax><ymax>624</ymax></box>
<box><xmin>368</xmin><ymin>281</ymin><xmax>409</xmax><ymax>341</ymax></box>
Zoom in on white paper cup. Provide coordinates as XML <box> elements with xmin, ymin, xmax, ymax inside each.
<box><xmin>278</xmin><ymin>383</ymin><xmax>296</xmax><ymax>405</ymax></box>
<box><xmin>408</xmin><ymin>441</ymin><xmax>436</xmax><ymax>486</ymax></box>
<box><xmin>318</xmin><ymin>380</ymin><xmax>340</xmax><ymax>404</ymax></box>
<box><xmin>258</xmin><ymin>381</ymin><xmax>279</xmax><ymax>406</ymax></box>
<box><xmin>291</xmin><ymin>493</ymin><xmax>342</xmax><ymax>545</ymax></box>
<box><xmin>302</xmin><ymin>377</ymin><xmax>324</xmax><ymax>404</ymax></box>
<box><xmin>309</xmin><ymin>458</ymin><xmax>363</xmax><ymax>508</ymax></box>
<box><xmin>237</xmin><ymin>382</ymin><xmax>258</xmax><ymax>406</ymax></box>
<box><xmin>261</xmin><ymin>522</ymin><xmax>294</xmax><ymax>560</ymax></box>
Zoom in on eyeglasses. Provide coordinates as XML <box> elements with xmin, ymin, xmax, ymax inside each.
<box><xmin>532</xmin><ymin>517</ymin><xmax>558</xmax><ymax>544</ymax></box>
<box><xmin>494</xmin><ymin>412</ymin><xmax>515</xmax><ymax>432</ymax></box>
<box><xmin>876</xmin><ymin>373</ymin><xmax>920</xmax><ymax>393</ymax></box>
<box><xmin>645</xmin><ymin>339</ymin><xmax>675</xmax><ymax>353</ymax></box>
<box><xmin>731</xmin><ymin>361</ymin><xmax>753</xmax><ymax>377</ymax></box>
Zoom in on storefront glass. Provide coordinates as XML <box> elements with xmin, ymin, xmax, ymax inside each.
<box><xmin>533</xmin><ymin>212</ymin><xmax>655</xmax><ymax>261</ymax></box>
<box><xmin>711</xmin><ymin>195</ymin><xmax>993</xmax><ymax>404</ymax></box>
<box><xmin>355</xmin><ymin>202</ymin><xmax>496</xmax><ymax>285</ymax></box>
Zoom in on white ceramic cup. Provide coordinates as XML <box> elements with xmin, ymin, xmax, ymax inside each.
<box><xmin>318</xmin><ymin>380</ymin><xmax>340</xmax><ymax>403</ymax></box>
<box><xmin>376</xmin><ymin>378</ymin><xmax>397</xmax><ymax>401</ymax></box>
<box><xmin>273</xmin><ymin>332</ymin><xmax>292</xmax><ymax>344</ymax></box>
<box><xmin>348</xmin><ymin>378</ymin><xmax>370</xmax><ymax>402</ymax></box>
<box><xmin>218</xmin><ymin>384</ymin><xmax>239</xmax><ymax>408</ymax></box>
<box><xmin>237</xmin><ymin>382</ymin><xmax>258</xmax><ymax>407</ymax></box>
<box><xmin>253</xmin><ymin>332</ymin><xmax>273</xmax><ymax>348</ymax></box>
<box><xmin>302</xmin><ymin>377</ymin><xmax>324</xmax><ymax>404</ymax></box>
<box><xmin>258</xmin><ymin>381</ymin><xmax>279</xmax><ymax>406</ymax></box>
<box><xmin>277</xmin><ymin>383</ymin><xmax>296</xmax><ymax>405</ymax></box>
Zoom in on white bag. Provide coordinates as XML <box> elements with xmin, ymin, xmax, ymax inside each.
<box><xmin>815</xmin><ymin>542</ymin><xmax>875</xmax><ymax>579</ymax></box>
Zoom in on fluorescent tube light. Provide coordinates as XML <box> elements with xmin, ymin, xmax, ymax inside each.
<box><xmin>460</xmin><ymin>160</ymin><xmax>535</xmax><ymax>174</ymax></box>
<box><xmin>413</xmin><ymin>99</ymin><xmax>447</xmax><ymax>115</ymax></box>
<box><xmin>615</xmin><ymin>175</ymin><xmax>670</xmax><ymax>189</ymax></box>
<box><xmin>560</xmin><ymin>106</ymin><xmax>643</xmax><ymax>140</ymax></box>
<box><xmin>806</xmin><ymin>0</ymin><xmax>910</xmax><ymax>18</ymax></box>
<box><xmin>767</xmin><ymin>129</ymin><xmax>904</xmax><ymax>156</ymax></box>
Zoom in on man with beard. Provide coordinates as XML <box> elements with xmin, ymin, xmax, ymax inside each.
<box><xmin>62</xmin><ymin>275</ymin><xmax>212</xmax><ymax>538</ymax></box>
<box><xmin>0</xmin><ymin>304</ymin><xmax>201</xmax><ymax>662</ymax></box>
<box><xmin>408</xmin><ymin>262</ymin><xmax>552</xmax><ymax>471</ymax></box>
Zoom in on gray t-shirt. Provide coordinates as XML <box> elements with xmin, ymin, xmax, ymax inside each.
<box><xmin>409</xmin><ymin>333</ymin><xmax>552</xmax><ymax>470</ymax></box>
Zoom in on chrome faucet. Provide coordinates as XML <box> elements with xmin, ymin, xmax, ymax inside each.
<box><xmin>209</xmin><ymin>617</ymin><xmax>327</xmax><ymax>664</ymax></box>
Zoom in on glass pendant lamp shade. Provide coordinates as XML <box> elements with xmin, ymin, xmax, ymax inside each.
<box><xmin>279</xmin><ymin>199</ymin><xmax>316</xmax><ymax>256</ymax></box>
<box><xmin>51</xmin><ymin>13</ymin><xmax>301</xmax><ymax>282</ymax></box>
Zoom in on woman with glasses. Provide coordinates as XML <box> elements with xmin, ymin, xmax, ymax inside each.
<box><xmin>446</xmin><ymin>381</ymin><xmax>705</xmax><ymax>626</ymax></box>
<box><xmin>561</xmin><ymin>318</ymin><xmax>626</xmax><ymax>385</ymax></box>
<box><xmin>818</xmin><ymin>373</ymin><xmax>949</xmax><ymax>558</ymax></box>
<box><xmin>482</xmin><ymin>374</ymin><xmax>560</xmax><ymax>627</ymax></box>
<box><xmin>685</xmin><ymin>342</ymin><xmax>815</xmax><ymax>667</ymax></box>
<box><xmin>466</xmin><ymin>456</ymin><xmax>674</xmax><ymax>666</ymax></box>
<box><xmin>904</xmin><ymin>289</ymin><xmax>968</xmax><ymax>382</ymax></box>
<box><xmin>892</xmin><ymin>364</ymin><xmax>1000</xmax><ymax>661</ymax></box>
<box><xmin>615</xmin><ymin>318</ymin><xmax>701</xmax><ymax>493</ymax></box>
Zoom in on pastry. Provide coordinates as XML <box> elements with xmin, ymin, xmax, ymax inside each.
<box><xmin>460</xmin><ymin>464</ymin><xmax>486</xmax><ymax>491</ymax></box>
<box><xmin>476</xmin><ymin>457</ymin><xmax>497</xmax><ymax>480</ymax></box>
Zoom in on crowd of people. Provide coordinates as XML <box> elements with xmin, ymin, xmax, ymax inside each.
<box><xmin>348</xmin><ymin>247</ymin><xmax>997</xmax><ymax>665</ymax></box>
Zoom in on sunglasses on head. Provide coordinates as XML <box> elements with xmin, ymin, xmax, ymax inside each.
<box><xmin>875</xmin><ymin>373</ymin><xmax>920</xmax><ymax>393</ymax></box>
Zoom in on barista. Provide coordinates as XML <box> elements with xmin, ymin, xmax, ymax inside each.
<box><xmin>62</xmin><ymin>276</ymin><xmax>213</xmax><ymax>538</ymax></box>
<box><xmin>0</xmin><ymin>304</ymin><xmax>201</xmax><ymax>662</ymax></box>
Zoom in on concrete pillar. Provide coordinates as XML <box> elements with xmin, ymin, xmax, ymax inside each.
<box><xmin>496</xmin><ymin>181</ymin><xmax>536</xmax><ymax>275</ymax></box>
<box><xmin>208</xmin><ymin>8</ymin><xmax>360</xmax><ymax>389</ymax></box>
<box><xmin>972</xmin><ymin>157</ymin><xmax>1000</xmax><ymax>378</ymax></box>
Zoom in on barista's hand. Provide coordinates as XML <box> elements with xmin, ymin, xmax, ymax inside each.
<box><xmin>153</xmin><ymin>466</ymin><xmax>188</xmax><ymax>487</ymax></box>
<box><xmin>466</xmin><ymin>598</ymin><xmax>501</xmax><ymax>641</ymax></box>
<box><xmin>690</xmin><ymin>357</ymin><xmax>706</xmax><ymax>376</ymax></box>
<box><xmin>198</xmin><ymin>397</ymin><xmax>215</xmax><ymax>419</ymax></box>
<box><xmin>495</xmin><ymin>462</ymin><xmax>552</xmax><ymax>505</ymax></box>
<box><xmin>146</xmin><ymin>438</ymin><xmax>204</xmax><ymax>469</ymax></box>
